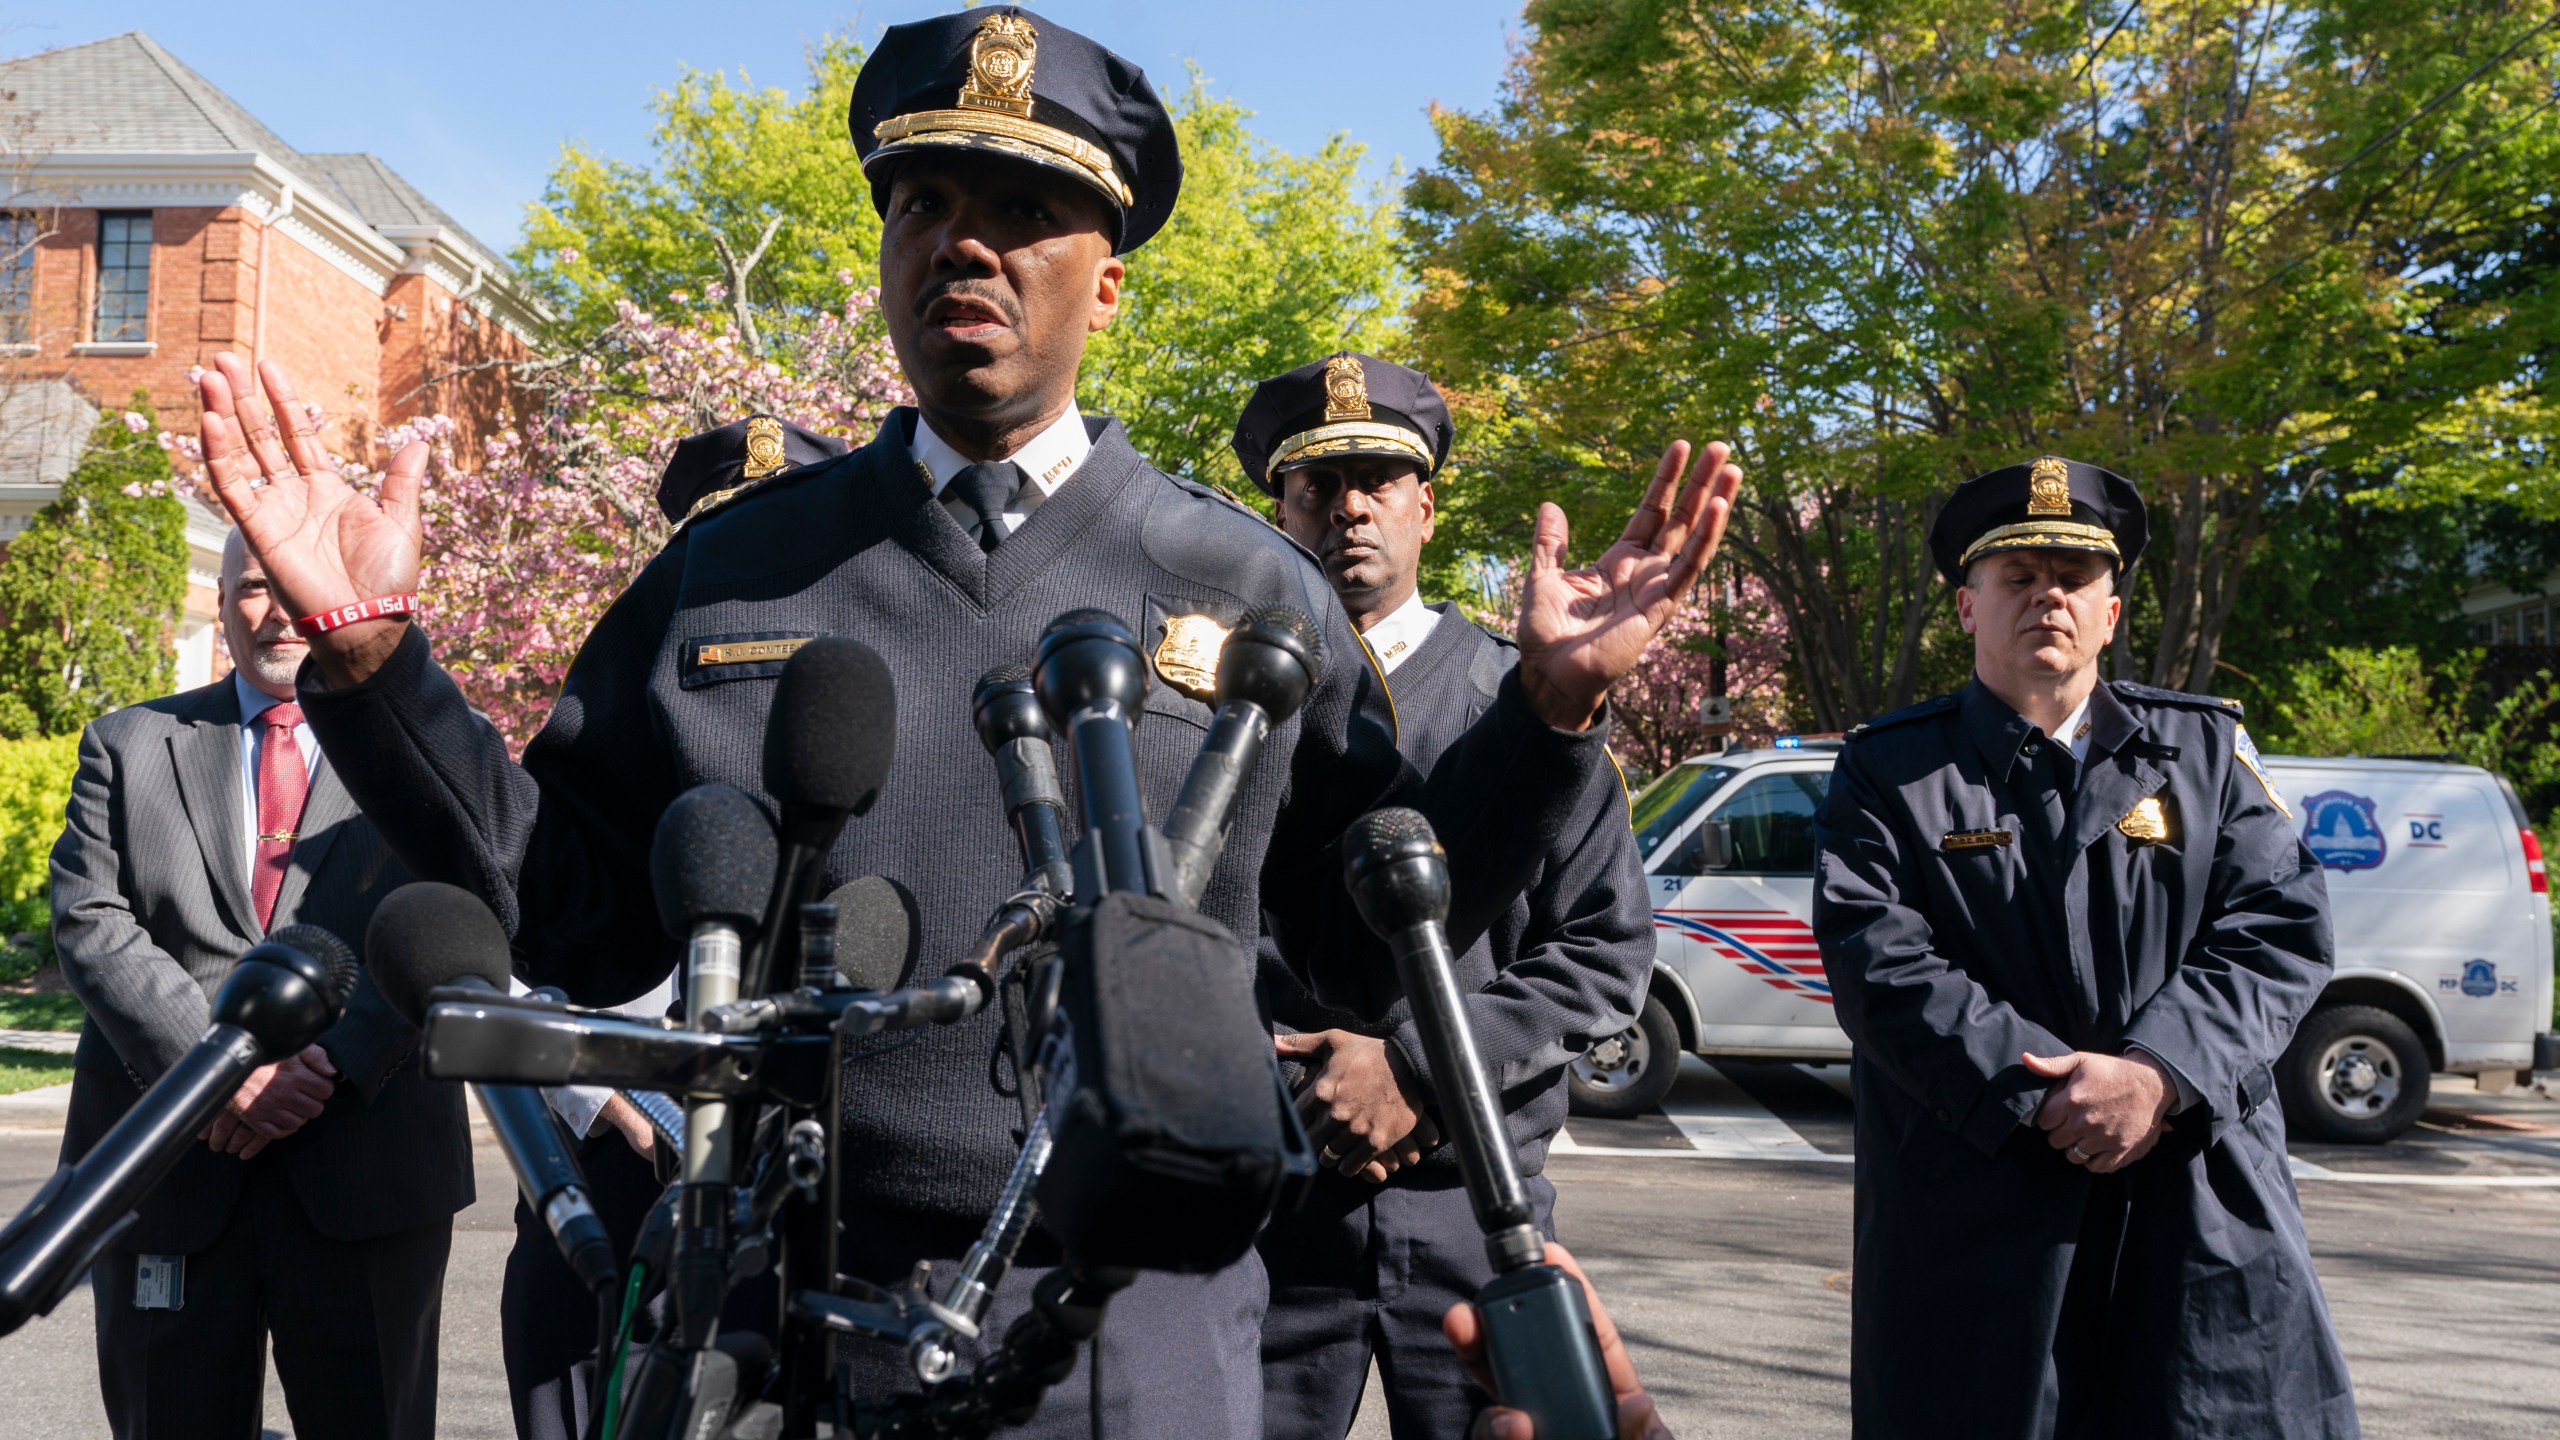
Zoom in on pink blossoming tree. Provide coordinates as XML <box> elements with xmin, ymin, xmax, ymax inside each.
<box><xmin>164</xmin><ymin>287</ymin><xmax>909</xmax><ymax>749</ymax></box>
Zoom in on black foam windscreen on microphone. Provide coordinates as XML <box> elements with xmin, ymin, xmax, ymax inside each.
<box><xmin>763</xmin><ymin>637</ymin><xmax>897</xmax><ymax>826</ymax></box>
<box><xmin>1344</xmin><ymin>807</ymin><xmax>1452</xmax><ymax>933</ymax></box>
<box><xmin>823</xmin><ymin>876</ymin><xmax>918</xmax><ymax>992</ymax></box>
<box><xmin>1221</xmin><ymin>604</ymin><xmax>1322</xmax><ymax>717</ymax></box>
<box><xmin>368</xmin><ymin>882</ymin><xmax>515</xmax><ymax>1027</ymax></box>
<box><xmin>259</xmin><ymin>923</ymin><xmax>360</xmax><ymax>1010</ymax></box>
<box><xmin>651</xmin><ymin>784</ymin><xmax>780</xmax><ymax>938</ymax></box>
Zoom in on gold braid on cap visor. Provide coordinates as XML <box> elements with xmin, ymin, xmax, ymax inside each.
<box><xmin>1958</xmin><ymin>520</ymin><xmax>2122</xmax><ymax>568</ymax></box>
<box><xmin>1266</xmin><ymin>421</ymin><xmax>1436</xmax><ymax>481</ymax></box>
<box><xmin>871</xmin><ymin>111</ymin><xmax>1134</xmax><ymax>207</ymax></box>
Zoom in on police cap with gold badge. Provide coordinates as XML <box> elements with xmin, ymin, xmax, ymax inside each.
<box><xmin>1925</xmin><ymin>455</ymin><xmax>2151</xmax><ymax>586</ymax></box>
<box><xmin>1229</xmin><ymin>352</ymin><xmax>1454</xmax><ymax>498</ymax></box>
<box><xmin>656</xmin><ymin>414</ymin><xmax>850</xmax><ymax>527</ymax></box>
<box><xmin>849</xmin><ymin>7</ymin><xmax>1183</xmax><ymax>254</ymax></box>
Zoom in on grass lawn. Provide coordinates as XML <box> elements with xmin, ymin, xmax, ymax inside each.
<box><xmin>0</xmin><ymin>992</ymin><xmax>82</xmax><ymax>1032</ymax></box>
<box><xmin>0</xmin><ymin>1046</ymin><xmax>74</xmax><ymax>1095</ymax></box>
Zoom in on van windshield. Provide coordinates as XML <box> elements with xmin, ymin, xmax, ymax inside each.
<box><xmin>1630</xmin><ymin>763</ymin><xmax>1738</xmax><ymax>861</ymax></box>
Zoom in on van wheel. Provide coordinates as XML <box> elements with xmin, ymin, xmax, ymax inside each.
<box><xmin>1569</xmin><ymin>996</ymin><xmax>1682</xmax><ymax>1119</ymax></box>
<box><xmin>2280</xmin><ymin>1004</ymin><xmax>2430</xmax><ymax>1145</ymax></box>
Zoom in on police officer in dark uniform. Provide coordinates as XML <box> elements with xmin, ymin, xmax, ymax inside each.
<box><xmin>1812</xmin><ymin>457</ymin><xmax>2359</xmax><ymax>1438</ymax></box>
<box><xmin>1234</xmin><ymin>354</ymin><xmax>1654</xmax><ymax>1440</ymax></box>
<box><xmin>498</xmin><ymin>415</ymin><xmax>844</xmax><ymax>1440</ymax></box>
<box><xmin>191</xmin><ymin>9</ymin><xmax>1744</xmax><ymax>1437</ymax></box>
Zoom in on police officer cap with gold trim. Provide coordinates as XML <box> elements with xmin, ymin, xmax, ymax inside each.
<box><xmin>1230</xmin><ymin>352</ymin><xmax>1454</xmax><ymax>499</ymax></box>
<box><xmin>849</xmin><ymin>7</ymin><xmax>1184</xmax><ymax>254</ymax></box>
<box><xmin>656</xmin><ymin>414</ymin><xmax>849</xmax><ymax>526</ymax></box>
<box><xmin>1926</xmin><ymin>455</ymin><xmax>2150</xmax><ymax>587</ymax></box>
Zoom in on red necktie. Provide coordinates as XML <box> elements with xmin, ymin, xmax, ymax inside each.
<box><xmin>251</xmin><ymin>703</ymin><xmax>309</xmax><ymax>931</ymax></box>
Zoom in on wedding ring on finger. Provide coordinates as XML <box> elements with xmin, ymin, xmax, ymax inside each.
<box><xmin>1319</xmin><ymin>1145</ymin><xmax>1343</xmax><ymax>1165</ymax></box>
<box><xmin>2069</xmin><ymin>1143</ymin><xmax>2092</xmax><ymax>1163</ymax></box>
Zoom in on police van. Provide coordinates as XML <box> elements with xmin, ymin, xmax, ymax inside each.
<box><xmin>1569</xmin><ymin>741</ymin><xmax>2559</xmax><ymax>1143</ymax></box>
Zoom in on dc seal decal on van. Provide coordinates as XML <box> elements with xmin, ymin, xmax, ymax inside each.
<box><xmin>1656</xmin><ymin>909</ymin><xmax>1833</xmax><ymax>1004</ymax></box>
<box><xmin>2300</xmin><ymin>790</ymin><xmax>2388</xmax><ymax>872</ymax></box>
<box><xmin>2442</xmin><ymin>959</ymin><xmax>2519</xmax><ymax>999</ymax></box>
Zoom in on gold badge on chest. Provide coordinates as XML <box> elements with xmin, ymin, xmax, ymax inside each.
<box><xmin>2117</xmin><ymin>795</ymin><xmax>2171</xmax><ymax>844</ymax></box>
<box><xmin>1154</xmin><ymin>613</ymin><xmax>1231</xmax><ymax>701</ymax></box>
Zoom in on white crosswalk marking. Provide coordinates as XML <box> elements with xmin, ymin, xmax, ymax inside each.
<box><xmin>1660</xmin><ymin>1063</ymin><xmax>1849</xmax><ymax>1163</ymax></box>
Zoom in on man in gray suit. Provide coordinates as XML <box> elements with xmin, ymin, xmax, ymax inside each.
<box><xmin>49</xmin><ymin>529</ymin><xmax>475</xmax><ymax>1440</ymax></box>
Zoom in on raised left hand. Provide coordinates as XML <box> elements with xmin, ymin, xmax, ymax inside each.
<box><xmin>2025</xmin><ymin>1050</ymin><xmax>2173</xmax><ymax>1174</ymax></box>
<box><xmin>1515</xmin><ymin>440</ymin><xmax>1744</xmax><ymax>731</ymax></box>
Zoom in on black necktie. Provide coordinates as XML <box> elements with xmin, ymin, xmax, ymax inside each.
<box><xmin>2023</xmin><ymin>732</ymin><xmax>2078</xmax><ymax>851</ymax></box>
<box><xmin>946</xmin><ymin>460</ymin><xmax>1023</xmax><ymax>552</ymax></box>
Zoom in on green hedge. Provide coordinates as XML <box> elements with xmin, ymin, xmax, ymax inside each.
<box><xmin>0</xmin><ymin>735</ymin><xmax>78</xmax><ymax>961</ymax></box>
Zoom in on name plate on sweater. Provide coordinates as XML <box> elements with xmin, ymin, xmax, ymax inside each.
<box><xmin>680</xmin><ymin>632</ymin><xmax>819</xmax><ymax>689</ymax></box>
<box><xmin>1941</xmin><ymin>828</ymin><xmax>2013</xmax><ymax>852</ymax></box>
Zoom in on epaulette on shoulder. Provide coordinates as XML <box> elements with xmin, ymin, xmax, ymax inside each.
<box><xmin>1166</xmin><ymin>472</ymin><xmax>1279</xmax><ymax>529</ymax></box>
<box><xmin>2110</xmin><ymin>680</ymin><xmax>2243</xmax><ymax>721</ymax></box>
<box><xmin>677</xmin><ymin>455</ymin><xmax>846</xmax><ymax>533</ymax></box>
<box><xmin>1845</xmin><ymin>693</ymin><xmax>1956</xmax><ymax>743</ymax></box>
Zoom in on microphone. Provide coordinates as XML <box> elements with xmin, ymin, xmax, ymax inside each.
<box><xmin>369</xmin><ymin>883</ymin><xmax>619</xmax><ymax>1298</ymax></box>
<box><xmin>653</xmin><ymin>783</ymin><xmax>777</xmax><ymax>1025</ymax></box>
<box><xmin>1159</xmin><ymin>604</ymin><xmax>1321</xmax><ymax>909</ymax></box>
<box><xmin>973</xmin><ymin>664</ymin><xmax>1074</xmax><ymax>897</ymax></box>
<box><xmin>1344</xmin><ymin>809</ymin><xmax>1617</xmax><ymax>1440</ymax></box>
<box><xmin>0</xmin><ymin>927</ymin><xmax>356</xmax><ymax>1335</ymax></box>
<box><xmin>1033</xmin><ymin>609</ymin><xmax>1160</xmax><ymax>898</ymax></box>
<box><xmin>825</xmin><ymin>875</ymin><xmax>919</xmax><ymax>994</ymax></box>
<box><xmin>749</xmin><ymin>638</ymin><xmax>897</xmax><ymax>997</ymax></box>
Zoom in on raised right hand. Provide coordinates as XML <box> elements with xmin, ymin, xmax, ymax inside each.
<box><xmin>197</xmin><ymin>352</ymin><xmax>428</xmax><ymax>685</ymax></box>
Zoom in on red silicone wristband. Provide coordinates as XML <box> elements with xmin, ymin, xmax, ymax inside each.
<box><xmin>293</xmin><ymin>592</ymin><xmax>419</xmax><ymax>637</ymax></box>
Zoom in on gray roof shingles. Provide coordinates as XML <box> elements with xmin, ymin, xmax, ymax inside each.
<box><xmin>2</xmin><ymin>31</ymin><xmax>508</xmax><ymax>275</ymax></box>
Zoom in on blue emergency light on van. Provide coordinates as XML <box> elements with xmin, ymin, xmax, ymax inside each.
<box><xmin>1774</xmin><ymin>736</ymin><xmax>1804</xmax><ymax>749</ymax></box>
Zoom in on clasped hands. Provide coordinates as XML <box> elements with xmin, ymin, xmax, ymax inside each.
<box><xmin>2024</xmin><ymin>1048</ymin><xmax>2175</xmax><ymax>1174</ymax></box>
<box><xmin>1280</xmin><ymin>1030</ymin><xmax>1442</xmax><ymax>1183</ymax></box>
<box><xmin>202</xmin><ymin>1044</ymin><xmax>338</xmax><ymax>1160</ymax></box>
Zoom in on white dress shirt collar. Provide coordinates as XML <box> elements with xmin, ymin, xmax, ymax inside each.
<box><xmin>1361</xmin><ymin>592</ymin><xmax>1443</xmax><ymax>677</ymax></box>
<box><xmin>910</xmin><ymin>403</ymin><xmax>1091</xmax><ymax>503</ymax></box>
<box><xmin>2056</xmin><ymin>690</ymin><xmax>2095</xmax><ymax>762</ymax></box>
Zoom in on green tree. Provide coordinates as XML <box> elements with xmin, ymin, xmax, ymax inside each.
<box><xmin>2258</xmin><ymin>645</ymin><xmax>2560</xmax><ymax>819</ymax></box>
<box><xmin>0</xmin><ymin>395</ymin><xmax>186</xmax><ymax>737</ymax></box>
<box><xmin>1407</xmin><ymin>0</ymin><xmax>2560</xmax><ymax>726</ymax></box>
<box><xmin>1079</xmin><ymin>79</ymin><xmax>1408</xmax><ymax>489</ymax></box>
<box><xmin>515</xmin><ymin>32</ymin><xmax>880</xmax><ymax>344</ymax></box>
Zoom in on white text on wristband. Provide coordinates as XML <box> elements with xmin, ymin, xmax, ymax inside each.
<box><xmin>293</xmin><ymin>592</ymin><xmax>419</xmax><ymax>637</ymax></box>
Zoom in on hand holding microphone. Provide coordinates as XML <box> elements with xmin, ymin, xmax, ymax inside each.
<box><xmin>1346</xmin><ymin>809</ymin><xmax>1618</xmax><ymax>1440</ymax></box>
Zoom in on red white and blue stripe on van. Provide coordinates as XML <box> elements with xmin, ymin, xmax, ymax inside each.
<box><xmin>1656</xmin><ymin>909</ymin><xmax>1832</xmax><ymax>1001</ymax></box>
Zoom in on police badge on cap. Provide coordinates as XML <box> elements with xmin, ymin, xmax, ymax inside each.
<box><xmin>1230</xmin><ymin>352</ymin><xmax>1455</xmax><ymax>498</ymax></box>
<box><xmin>1926</xmin><ymin>456</ymin><xmax>2150</xmax><ymax>587</ymax></box>
<box><xmin>849</xmin><ymin>7</ymin><xmax>1184</xmax><ymax>253</ymax></box>
<box><xmin>656</xmin><ymin>414</ymin><xmax>850</xmax><ymax>526</ymax></box>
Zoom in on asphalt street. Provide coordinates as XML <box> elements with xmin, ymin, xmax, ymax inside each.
<box><xmin>0</xmin><ymin>1059</ymin><xmax>2552</xmax><ymax>1438</ymax></box>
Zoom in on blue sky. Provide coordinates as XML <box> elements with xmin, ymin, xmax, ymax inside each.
<box><xmin>3</xmin><ymin>2</ymin><xmax>1529</xmax><ymax>255</ymax></box>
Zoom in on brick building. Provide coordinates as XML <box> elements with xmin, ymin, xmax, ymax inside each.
<box><xmin>0</xmin><ymin>31</ymin><xmax>540</xmax><ymax>685</ymax></box>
